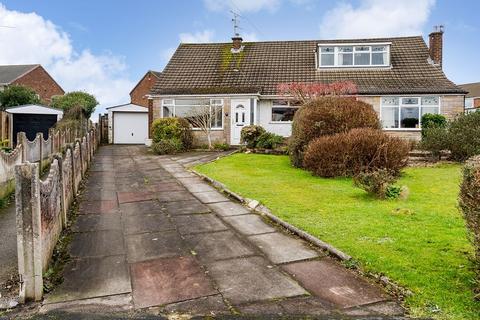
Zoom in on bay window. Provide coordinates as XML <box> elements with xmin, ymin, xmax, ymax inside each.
<box><xmin>318</xmin><ymin>44</ymin><xmax>390</xmax><ymax>68</ymax></box>
<box><xmin>161</xmin><ymin>98</ymin><xmax>223</xmax><ymax>129</ymax></box>
<box><xmin>271</xmin><ymin>100</ymin><xmax>300</xmax><ymax>122</ymax></box>
<box><xmin>381</xmin><ymin>96</ymin><xmax>440</xmax><ymax>129</ymax></box>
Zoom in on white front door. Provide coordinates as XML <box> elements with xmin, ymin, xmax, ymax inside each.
<box><xmin>113</xmin><ymin>112</ymin><xmax>148</xmax><ymax>144</ymax></box>
<box><xmin>231</xmin><ymin>99</ymin><xmax>250</xmax><ymax>145</ymax></box>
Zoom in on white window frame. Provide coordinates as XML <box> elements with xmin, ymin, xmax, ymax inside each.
<box><xmin>318</xmin><ymin>43</ymin><xmax>391</xmax><ymax>68</ymax></box>
<box><xmin>161</xmin><ymin>98</ymin><xmax>224</xmax><ymax>130</ymax></box>
<box><xmin>380</xmin><ymin>96</ymin><xmax>442</xmax><ymax>131</ymax></box>
<box><xmin>270</xmin><ymin>100</ymin><xmax>300</xmax><ymax>123</ymax></box>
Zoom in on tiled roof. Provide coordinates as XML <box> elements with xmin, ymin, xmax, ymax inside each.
<box><xmin>152</xmin><ymin>36</ymin><xmax>465</xmax><ymax>96</ymax></box>
<box><xmin>459</xmin><ymin>82</ymin><xmax>480</xmax><ymax>98</ymax></box>
<box><xmin>0</xmin><ymin>64</ymin><xmax>39</xmax><ymax>85</ymax></box>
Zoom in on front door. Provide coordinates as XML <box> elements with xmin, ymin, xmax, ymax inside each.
<box><xmin>231</xmin><ymin>99</ymin><xmax>250</xmax><ymax>145</ymax></box>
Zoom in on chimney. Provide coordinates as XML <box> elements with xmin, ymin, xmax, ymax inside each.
<box><xmin>232</xmin><ymin>36</ymin><xmax>243</xmax><ymax>52</ymax></box>
<box><xmin>429</xmin><ymin>25</ymin><xmax>444</xmax><ymax>67</ymax></box>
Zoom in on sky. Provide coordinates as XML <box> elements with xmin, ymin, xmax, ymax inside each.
<box><xmin>0</xmin><ymin>0</ymin><xmax>479</xmax><ymax>118</ymax></box>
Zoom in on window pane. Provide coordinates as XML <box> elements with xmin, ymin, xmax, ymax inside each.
<box><xmin>211</xmin><ymin>99</ymin><xmax>223</xmax><ymax>106</ymax></box>
<box><xmin>321</xmin><ymin>54</ymin><xmax>334</xmax><ymax>66</ymax></box>
<box><xmin>372</xmin><ymin>46</ymin><xmax>387</xmax><ymax>52</ymax></box>
<box><xmin>339</xmin><ymin>53</ymin><xmax>353</xmax><ymax>65</ymax></box>
<box><xmin>320</xmin><ymin>47</ymin><xmax>334</xmax><ymax>53</ymax></box>
<box><xmin>175</xmin><ymin>99</ymin><xmax>209</xmax><ymax>106</ymax></box>
<box><xmin>163</xmin><ymin>106</ymin><xmax>174</xmax><ymax>117</ymax></box>
<box><xmin>272</xmin><ymin>99</ymin><xmax>288</xmax><ymax>106</ymax></box>
<box><xmin>355</xmin><ymin>46</ymin><xmax>370</xmax><ymax>52</ymax></box>
<box><xmin>382</xmin><ymin>97</ymin><xmax>399</xmax><ymax>105</ymax></box>
<box><xmin>354</xmin><ymin>52</ymin><xmax>370</xmax><ymax>65</ymax></box>
<box><xmin>465</xmin><ymin>98</ymin><xmax>474</xmax><ymax>109</ymax></box>
<box><xmin>421</xmin><ymin>106</ymin><xmax>439</xmax><ymax>117</ymax></box>
<box><xmin>163</xmin><ymin>99</ymin><xmax>174</xmax><ymax>105</ymax></box>
<box><xmin>211</xmin><ymin>105</ymin><xmax>223</xmax><ymax>128</ymax></box>
<box><xmin>175</xmin><ymin>105</ymin><xmax>197</xmax><ymax>117</ymax></box>
<box><xmin>401</xmin><ymin>97</ymin><xmax>419</xmax><ymax>105</ymax></box>
<box><xmin>421</xmin><ymin>97</ymin><xmax>439</xmax><ymax>105</ymax></box>
<box><xmin>372</xmin><ymin>52</ymin><xmax>387</xmax><ymax>65</ymax></box>
<box><xmin>400</xmin><ymin>107</ymin><xmax>420</xmax><ymax>128</ymax></box>
<box><xmin>338</xmin><ymin>46</ymin><xmax>353</xmax><ymax>52</ymax></box>
<box><xmin>381</xmin><ymin>107</ymin><xmax>399</xmax><ymax>128</ymax></box>
<box><xmin>272</xmin><ymin>107</ymin><xmax>298</xmax><ymax>122</ymax></box>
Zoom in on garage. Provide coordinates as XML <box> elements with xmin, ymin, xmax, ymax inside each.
<box><xmin>6</xmin><ymin>104</ymin><xmax>63</xmax><ymax>146</ymax></box>
<box><xmin>107</xmin><ymin>103</ymin><xmax>148</xmax><ymax>144</ymax></box>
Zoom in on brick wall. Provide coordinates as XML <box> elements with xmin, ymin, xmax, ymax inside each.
<box><xmin>441</xmin><ymin>95</ymin><xmax>464</xmax><ymax>119</ymax></box>
<box><xmin>130</xmin><ymin>72</ymin><xmax>159</xmax><ymax>107</ymax></box>
<box><xmin>12</xmin><ymin>66</ymin><xmax>64</xmax><ymax>104</ymax></box>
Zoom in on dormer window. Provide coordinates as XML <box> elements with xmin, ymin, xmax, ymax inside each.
<box><xmin>318</xmin><ymin>43</ymin><xmax>390</xmax><ymax>68</ymax></box>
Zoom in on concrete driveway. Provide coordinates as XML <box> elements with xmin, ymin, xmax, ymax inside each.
<box><xmin>40</xmin><ymin>145</ymin><xmax>404</xmax><ymax>318</ymax></box>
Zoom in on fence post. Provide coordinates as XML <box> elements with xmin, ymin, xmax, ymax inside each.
<box><xmin>53</xmin><ymin>154</ymin><xmax>67</xmax><ymax>227</ymax></box>
<box><xmin>37</xmin><ymin>133</ymin><xmax>43</xmax><ymax>171</ymax></box>
<box><xmin>49</xmin><ymin>128</ymin><xmax>55</xmax><ymax>154</ymax></box>
<box><xmin>17</xmin><ymin>132</ymin><xmax>27</xmax><ymax>162</ymax></box>
<box><xmin>15</xmin><ymin>162</ymin><xmax>42</xmax><ymax>303</ymax></box>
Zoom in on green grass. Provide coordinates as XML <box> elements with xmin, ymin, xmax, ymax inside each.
<box><xmin>195</xmin><ymin>153</ymin><xmax>479</xmax><ymax>320</ymax></box>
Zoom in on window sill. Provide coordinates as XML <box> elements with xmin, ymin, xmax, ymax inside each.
<box><xmin>383</xmin><ymin>128</ymin><xmax>421</xmax><ymax>131</ymax></box>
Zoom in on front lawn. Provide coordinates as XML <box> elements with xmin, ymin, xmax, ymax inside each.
<box><xmin>195</xmin><ymin>153</ymin><xmax>479</xmax><ymax>320</ymax></box>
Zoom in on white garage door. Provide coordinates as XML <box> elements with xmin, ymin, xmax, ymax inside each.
<box><xmin>113</xmin><ymin>112</ymin><xmax>148</xmax><ymax>144</ymax></box>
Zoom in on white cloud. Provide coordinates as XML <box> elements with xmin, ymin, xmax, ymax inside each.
<box><xmin>319</xmin><ymin>0</ymin><xmax>436</xmax><ymax>39</ymax></box>
<box><xmin>0</xmin><ymin>4</ymin><xmax>134</xmax><ymax>116</ymax></box>
<box><xmin>179</xmin><ymin>30</ymin><xmax>215</xmax><ymax>43</ymax></box>
<box><xmin>204</xmin><ymin>0</ymin><xmax>280</xmax><ymax>12</ymax></box>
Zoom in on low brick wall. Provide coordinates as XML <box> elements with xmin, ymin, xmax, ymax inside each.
<box><xmin>15</xmin><ymin>126</ymin><xmax>99</xmax><ymax>303</ymax></box>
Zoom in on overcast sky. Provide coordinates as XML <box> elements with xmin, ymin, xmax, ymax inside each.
<box><xmin>1</xmin><ymin>0</ymin><xmax>479</xmax><ymax>117</ymax></box>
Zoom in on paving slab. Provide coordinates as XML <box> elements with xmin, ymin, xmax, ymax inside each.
<box><xmin>73</xmin><ymin>213</ymin><xmax>122</xmax><ymax>232</ymax></box>
<box><xmin>223</xmin><ymin>214</ymin><xmax>276</xmax><ymax>235</ymax></box>
<box><xmin>177</xmin><ymin>177</ymin><xmax>204</xmax><ymax>185</ymax></box>
<box><xmin>46</xmin><ymin>255</ymin><xmax>131</xmax><ymax>303</ymax></box>
<box><xmin>208</xmin><ymin>201</ymin><xmax>250</xmax><ymax>217</ymax></box>
<box><xmin>41</xmin><ymin>293</ymin><xmax>133</xmax><ymax>313</ymax></box>
<box><xmin>157</xmin><ymin>190</ymin><xmax>197</xmax><ymax>202</ymax></box>
<box><xmin>183</xmin><ymin>183</ymin><xmax>217</xmax><ymax>193</ymax></box>
<box><xmin>123</xmin><ymin>213</ymin><xmax>175</xmax><ymax>235</ymax></box>
<box><xmin>278</xmin><ymin>296</ymin><xmax>333</xmax><ymax>315</ymax></box>
<box><xmin>206</xmin><ymin>256</ymin><xmax>307</xmax><ymax>304</ymax></box>
<box><xmin>282</xmin><ymin>258</ymin><xmax>388</xmax><ymax>308</ymax></box>
<box><xmin>173</xmin><ymin>214</ymin><xmax>229</xmax><ymax>235</ymax></box>
<box><xmin>78</xmin><ymin>200</ymin><xmax>119</xmax><ymax>215</ymax></box>
<box><xmin>248</xmin><ymin>232</ymin><xmax>319</xmax><ymax>264</ymax></box>
<box><xmin>125</xmin><ymin>230</ymin><xmax>185</xmax><ymax>263</ymax></box>
<box><xmin>236</xmin><ymin>300</ymin><xmax>283</xmax><ymax>315</ymax></box>
<box><xmin>147</xmin><ymin>182</ymin><xmax>186</xmax><ymax>193</ymax></box>
<box><xmin>70</xmin><ymin>230</ymin><xmax>125</xmax><ymax>258</ymax></box>
<box><xmin>184</xmin><ymin>231</ymin><xmax>254</xmax><ymax>263</ymax></box>
<box><xmin>130</xmin><ymin>256</ymin><xmax>217</xmax><ymax>309</ymax></box>
<box><xmin>171</xmin><ymin>171</ymin><xmax>198</xmax><ymax>178</ymax></box>
<box><xmin>119</xmin><ymin>200</ymin><xmax>164</xmax><ymax>217</ymax></box>
<box><xmin>162</xmin><ymin>199</ymin><xmax>211</xmax><ymax>215</ymax></box>
<box><xmin>117</xmin><ymin>191</ymin><xmax>155</xmax><ymax>204</ymax></box>
<box><xmin>159</xmin><ymin>294</ymin><xmax>229</xmax><ymax>316</ymax></box>
<box><xmin>194</xmin><ymin>191</ymin><xmax>229</xmax><ymax>204</ymax></box>
<box><xmin>81</xmin><ymin>189</ymin><xmax>117</xmax><ymax>201</ymax></box>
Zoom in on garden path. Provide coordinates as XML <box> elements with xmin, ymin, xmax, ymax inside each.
<box><xmin>39</xmin><ymin>145</ymin><xmax>405</xmax><ymax>318</ymax></box>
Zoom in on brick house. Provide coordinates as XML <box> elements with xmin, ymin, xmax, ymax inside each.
<box><xmin>0</xmin><ymin>64</ymin><xmax>64</xmax><ymax>103</ymax></box>
<box><xmin>148</xmin><ymin>29</ymin><xmax>466</xmax><ymax>145</ymax></box>
<box><xmin>130</xmin><ymin>70</ymin><xmax>161</xmax><ymax>108</ymax></box>
<box><xmin>459</xmin><ymin>82</ymin><xmax>480</xmax><ymax>112</ymax></box>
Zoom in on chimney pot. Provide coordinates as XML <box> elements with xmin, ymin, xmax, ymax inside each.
<box><xmin>429</xmin><ymin>25</ymin><xmax>444</xmax><ymax>67</ymax></box>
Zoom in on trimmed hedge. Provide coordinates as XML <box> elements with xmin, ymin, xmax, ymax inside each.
<box><xmin>459</xmin><ymin>155</ymin><xmax>480</xmax><ymax>297</ymax></box>
<box><xmin>151</xmin><ymin>117</ymin><xmax>193</xmax><ymax>150</ymax></box>
<box><xmin>256</xmin><ymin>132</ymin><xmax>284</xmax><ymax>149</ymax></box>
<box><xmin>449</xmin><ymin>112</ymin><xmax>480</xmax><ymax>161</ymax></box>
<box><xmin>289</xmin><ymin>97</ymin><xmax>380</xmax><ymax>167</ymax></box>
<box><xmin>303</xmin><ymin>128</ymin><xmax>409</xmax><ymax>177</ymax></box>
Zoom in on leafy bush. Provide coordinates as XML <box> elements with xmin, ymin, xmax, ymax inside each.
<box><xmin>448</xmin><ymin>112</ymin><xmax>480</xmax><ymax>161</ymax></box>
<box><xmin>256</xmin><ymin>132</ymin><xmax>284</xmax><ymax>149</ymax></box>
<box><xmin>354</xmin><ymin>169</ymin><xmax>397</xmax><ymax>199</ymax></box>
<box><xmin>151</xmin><ymin>138</ymin><xmax>183</xmax><ymax>155</ymax></box>
<box><xmin>459</xmin><ymin>155</ymin><xmax>480</xmax><ymax>298</ymax></box>
<box><xmin>51</xmin><ymin>91</ymin><xmax>98</xmax><ymax>117</ymax></box>
<box><xmin>289</xmin><ymin>97</ymin><xmax>380</xmax><ymax>167</ymax></box>
<box><xmin>0</xmin><ymin>85</ymin><xmax>41</xmax><ymax>110</ymax></box>
<box><xmin>421</xmin><ymin>113</ymin><xmax>447</xmax><ymax>131</ymax></box>
<box><xmin>241</xmin><ymin>125</ymin><xmax>266</xmax><ymax>148</ymax></box>
<box><xmin>303</xmin><ymin>128</ymin><xmax>409</xmax><ymax>177</ymax></box>
<box><xmin>213</xmin><ymin>142</ymin><xmax>230</xmax><ymax>151</ymax></box>
<box><xmin>151</xmin><ymin>117</ymin><xmax>193</xmax><ymax>150</ymax></box>
<box><xmin>419</xmin><ymin>126</ymin><xmax>450</xmax><ymax>159</ymax></box>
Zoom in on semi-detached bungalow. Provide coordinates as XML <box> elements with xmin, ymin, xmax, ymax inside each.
<box><xmin>147</xmin><ymin>29</ymin><xmax>466</xmax><ymax>145</ymax></box>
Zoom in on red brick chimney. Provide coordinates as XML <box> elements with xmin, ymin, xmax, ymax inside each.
<box><xmin>429</xmin><ymin>25</ymin><xmax>444</xmax><ymax>67</ymax></box>
<box><xmin>232</xmin><ymin>36</ymin><xmax>243</xmax><ymax>51</ymax></box>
